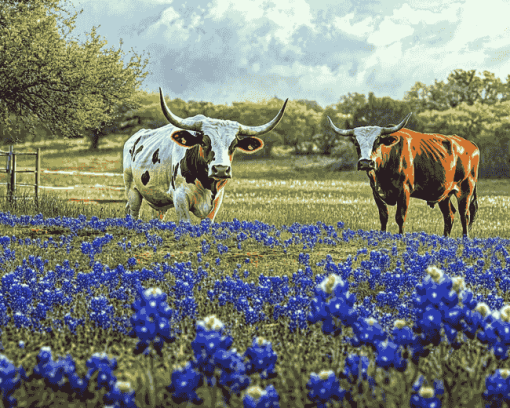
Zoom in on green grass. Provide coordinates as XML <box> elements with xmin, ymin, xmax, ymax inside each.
<box><xmin>1</xmin><ymin>135</ymin><xmax>509</xmax><ymax>238</ymax></box>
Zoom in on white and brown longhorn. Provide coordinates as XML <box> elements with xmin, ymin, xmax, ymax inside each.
<box><xmin>123</xmin><ymin>88</ymin><xmax>288</xmax><ymax>223</ymax></box>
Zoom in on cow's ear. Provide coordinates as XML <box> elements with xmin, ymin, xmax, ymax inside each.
<box><xmin>237</xmin><ymin>137</ymin><xmax>264</xmax><ymax>153</ymax></box>
<box><xmin>170</xmin><ymin>130</ymin><xmax>201</xmax><ymax>148</ymax></box>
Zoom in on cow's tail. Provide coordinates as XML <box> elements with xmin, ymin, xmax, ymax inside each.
<box><xmin>469</xmin><ymin>185</ymin><xmax>478</xmax><ymax>229</ymax></box>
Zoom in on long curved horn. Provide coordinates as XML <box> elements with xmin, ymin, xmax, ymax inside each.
<box><xmin>327</xmin><ymin>116</ymin><xmax>354</xmax><ymax>136</ymax></box>
<box><xmin>238</xmin><ymin>99</ymin><xmax>289</xmax><ymax>137</ymax></box>
<box><xmin>381</xmin><ymin>112</ymin><xmax>412</xmax><ymax>135</ymax></box>
<box><xmin>159</xmin><ymin>87</ymin><xmax>202</xmax><ymax>131</ymax></box>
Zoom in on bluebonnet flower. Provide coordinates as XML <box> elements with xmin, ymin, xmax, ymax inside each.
<box><xmin>410</xmin><ymin>385</ymin><xmax>442</xmax><ymax>408</ymax></box>
<box><xmin>167</xmin><ymin>362</ymin><xmax>204</xmax><ymax>405</ymax></box>
<box><xmin>129</xmin><ymin>287</ymin><xmax>176</xmax><ymax>354</ymax></box>
<box><xmin>244</xmin><ymin>337</ymin><xmax>277</xmax><ymax>379</ymax></box>
<box><xmin>191</xmin><ymin>315</ymin><xmax>233</xmax><ymax>385</ymax></box>
<box><xmin>375</xmin><ymin>340</ymin><xmax>407</xmax><ymax>372</ymax></box>
<box><xmin>391</xmin><ymin>320</ymin><xmax>414</xmax><ymax>347</ymax></box>
<box><xmin>85</xmin><ymin>352</ymin><xmax>117</xmax><ymax>392</ymax></box>
<box><xmin>308</xmin><ymin>274</ymin><xmax>358</xmax><ymax>337</ymax></box>
<box><xmin>215</xmin><ymin>348</ymin><xmax>251</xmax><ymax>400</ymax></box>
<box><xmin>341</xmin><ymin>354</ymin><xmax>371</xmax><ymax>384</ymax></box>
<box><xmin>306</xmin><ymin>370</ymin><xmax>346</xmax><ymax>408</ymax></box>
<box><xmin>351</xmin><ymin>317</ymin><xmax>387</xmax><ymax>349</ymax></box>
<box><xmin>243</xmin><ymin>385</ymin><xmax>279</xmax><ymax>408</ymax></box>
<box><xmin>0</xmin><ymin>354</ymin><xmax>22</xmax><ymax>407</ymax></box>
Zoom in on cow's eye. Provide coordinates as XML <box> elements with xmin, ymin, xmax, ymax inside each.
<box><xmin>380</xmin><ymin>137</ymin><xmax>394</xmax><ymax>146</ymax></box>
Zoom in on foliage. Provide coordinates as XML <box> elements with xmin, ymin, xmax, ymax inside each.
<box><xmin>404</xmin><ymin>69</ymin><xmax>509</xmax><ymax>113</ymax></box>
<box><xmin>350</xmin><ymin>92</ymin><xmax>421</xmax><ymax>131</ymax></box>
<box><xmin>336</xmin><ymin>92</ymin><xmax>367</xmax><ymax>116</ymax></box>
<box><xmin>418</xmin><ymin>101</ymin><xmax>510</xmax><ymax>178</ymax></box>
<box><xmin>315</xmin><ymin>106</ymin><xmax>357</xmax><ymax>170</ymax></box>
<box><xmin>0</xmin><ymin>0</ymin><xmax>149</xmax><ymax>145</ymax></box>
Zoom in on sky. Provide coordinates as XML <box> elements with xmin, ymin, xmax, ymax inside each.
<box><xmin>69</xmin><ymin>0</ymin><xmax>510</xmax><ymax>107</ymax></box>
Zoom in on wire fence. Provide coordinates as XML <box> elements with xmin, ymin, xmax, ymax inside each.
<box><xmin>0</xmin><ymin>147</ymin><xmax>126</xmax><ymax>204</ymax></box>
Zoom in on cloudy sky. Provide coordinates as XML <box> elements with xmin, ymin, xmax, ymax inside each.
<box><xmin>70</xmin><ymin>0</ymin><xmax>510</xmax><ymax>107</ymax></box>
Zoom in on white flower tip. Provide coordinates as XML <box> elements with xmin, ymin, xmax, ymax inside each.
<box><xmin>501</xmin><ymin>369</ymin><xmax>510</xmax><ymax>379</ymax></box>
<box><xmin>426</xmin><ymin>266</ymin><xmax>443</xmax><ymax>282</ymax></box>
<box><xmin>246</xmin><ymin>386</ymin><xmax>265</xmax><ymax>401</ymax></box>
<box><xmin>320</xmin><ymin>274</ymin><xmax>342</xmax><ymax>294</ymax></box>
<box><xmin>451</xmin><ymin>277</ymin><xmax>465</xmax><ymax>293</ymax></box>
<box><xmin>256</xmin><ymin>337</ymin><xmax>266</xmax><ymax>346</ymax></box>
<box><xmin>501</xmin><ymin>305</ymin><xmax>510</xmax><ymax>322</ymax></box>
<box><xmin>116</xmin><ymin>381</ymin><xmax>132</xmax><ymax>392</ymax></box>
<box><xmin>394</xmin><ymin>319</ymin><xmax>407</xmax><ymax>329</ymax></box>
<box><xmin>419</xmin><ymin>386</ymin><xmax>435</xmax><ymax>399</ymax></box>
<box><xmin>318</xmin><ymin>370</ymin><xmax>334</xmax><ymax>380</ymax></box>
<box><xmin>475</xmin><ymin>302</ymin><xmax>490</xmax><ymax>317</ymax></box>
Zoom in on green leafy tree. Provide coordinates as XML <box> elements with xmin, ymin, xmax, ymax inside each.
<box><xmin>405</xmin><ymin>70</ymin><xmax>507</xmax><ymax>113</ymax></box>
<box><xmin>275</xmin><ymin>101</ymin><xmax>322</xmax><ymax>155</ymax></box>
<box><xmin>316</xmin><ymin>106</ymin><xmax>351</xmax><ymax>156</ymax></box>
<box><xmin>418</xmin><ymin>101</ymin><xmax>510</xmax><ymax>177</ymax></box>
<box><xmin>0</xmin><ymin>0</ymin><xmax>149</xmax><ymax>147</ymax></box>
<box><xmin>352</xmin><ymin>92</ymin><xmax>420</xmax><ymax>130</ymax></box>
<box><xmin>336</xmin><ymin>92</ymin><xmax>367</xmax><ymax>115</ymax></box>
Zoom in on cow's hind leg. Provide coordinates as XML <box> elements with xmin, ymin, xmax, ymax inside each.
<box><xmin>438</xmin><ymin>197</ymin><xmax>456</xmax><ymax>237</ymax></box>
<box><xmin>469</xmin><ymin>185</ymin><xmax>478</xmax><ymax>231</ymax></box>
<box><xmin>456</xmin><ymin>178</ymin><xmax>477</xmax><ymax>237</ymax></box>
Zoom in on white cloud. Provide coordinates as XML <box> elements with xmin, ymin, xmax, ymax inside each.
<box><xmin>448</xmin><ymin>0</ymin><xmax>510</xmax><ymax>51</ymax></box>
<box><xmin>144</xmin><ymin>7</ymin><xmax>191</xmax><ymax>43</ymax></box>
<box><xmin>333</xmin><ymin>13</ymin><xmax>375</xmax><ymax>39</ymax></box>
<box><xmin>207</xmin><ymin>0</ymin><xmax>315</xmax><ymax>44</ymax></box>
<box><xmin>392</xmin><ymin>2</ymin><xmax>462</xmax><ymax>25</ymax></box>
<box><xmin>69</xmin><ymin>0</ymin><xmax>510</xmax><ymax>106</ymax></box>
<box><xmin>366</xmin><ymin>18</ymin><xmax>414</xmax><ymax>47</ymax></box>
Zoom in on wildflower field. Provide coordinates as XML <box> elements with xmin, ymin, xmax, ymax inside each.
<box><xmin>1</xmin><ymin>139</ymin><xmax>510</xmax><ymax>407</ymax></box>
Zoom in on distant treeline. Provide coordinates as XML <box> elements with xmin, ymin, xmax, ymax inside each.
<box><xmin>2</xmin><ymin>69</ymin><xmax>510</xmax><ymax>177</ymax></box>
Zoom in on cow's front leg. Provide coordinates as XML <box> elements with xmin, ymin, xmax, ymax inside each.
<box><xmin>369</xmin><ymin>177</ymin><xmax>389</xmax><ymax>231</ymax></box>
<box><xmin>371</xmin><ymin>189</ymin><xmax>389</xmax><ymax>231</ymax></box>
<box><xmin>173</xmin><ymin>187</ymin><xmax>193</xmax><ymax>223</ymax></box>
<box><xmin>207</xmin><ymin>188</ymin><xmax>225</xmax><ymax>223</ymax></box>
<box><xmin>127</xmin><ymin>188</ymin><xmax>143</xmax><ymax>219</ymax></box>
<box><xmin>396</xmin><ymin>186</ymin><xmax>411</xmax><ymax>234</ymax></box>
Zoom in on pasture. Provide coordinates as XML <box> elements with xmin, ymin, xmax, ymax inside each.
<box><xmin>1</xmin><ymin>135</ymin><xmax>509</xmax><ymax>238</ymax></box>
<box><xmin>0</xmin><ymin>136</ymin><xmax>509</xmax><ymax>407</ymax></box>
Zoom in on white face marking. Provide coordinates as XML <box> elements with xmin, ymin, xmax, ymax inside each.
<box><xmin>353</xmin><ymin>126</ymin><xmax>382</xmax><ymax>161</ymax></box>
<box><xmin>200</xmin><ymin>120</ymin><xmax>239</xmax><ymax>176</ymax></box>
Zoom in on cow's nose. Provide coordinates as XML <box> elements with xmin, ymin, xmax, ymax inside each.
<box><xmin>211</xmin><ymin>165</ymin><xmax>232</xmax><ymax>179</ymax></box>
<box><xmin>358</xmin><ymin>159</ymin><xmax>375</xmax><ymax>171</ymax></box>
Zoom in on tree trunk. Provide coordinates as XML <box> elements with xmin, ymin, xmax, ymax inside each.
<box><xmin>89</xmin><ymin>130</ymin><xmax>101</xmax><ymax>150</ymax></box>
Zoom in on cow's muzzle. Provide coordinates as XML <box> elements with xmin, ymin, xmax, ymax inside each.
<box><xmin>210</xmin><ymin>165</ymin><xmax>232</xmax><ymax>179</ymax></box>
<box><xmin>358</xmin><ymin>159</ymin><xmax>376</xmax><ymax>171</ymax></box>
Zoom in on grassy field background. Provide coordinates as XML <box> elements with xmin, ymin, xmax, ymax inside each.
<box><xmin>1</xmin><ymin>134</ymin><xmax>508</xmax><ymax>238</ymax></box>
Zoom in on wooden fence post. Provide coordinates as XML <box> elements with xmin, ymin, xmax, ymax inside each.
<box><xmin>6</xmin><ymin>146</ymin><xmax>13</xmax><ymax>203</ymax></box>
<box><xmin>10</xmin><ymin>152</ymin><xmax>16</xmax><ymax>205</ymax></box>
<box><xmin>36</xmin><ymin>148</ymin><xmax>41</xmax><ymax>207</ymax></box>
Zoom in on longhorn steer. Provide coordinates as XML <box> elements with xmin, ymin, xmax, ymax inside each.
<box><xmin>123</xmin><ymin>88</ymin><xmax>287</xmax><ymax>223</ymax></box>
<box><xmin>327</xmin><ymin>113</ymin><xmax>479</xmax><ymax>237</ymax></box>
